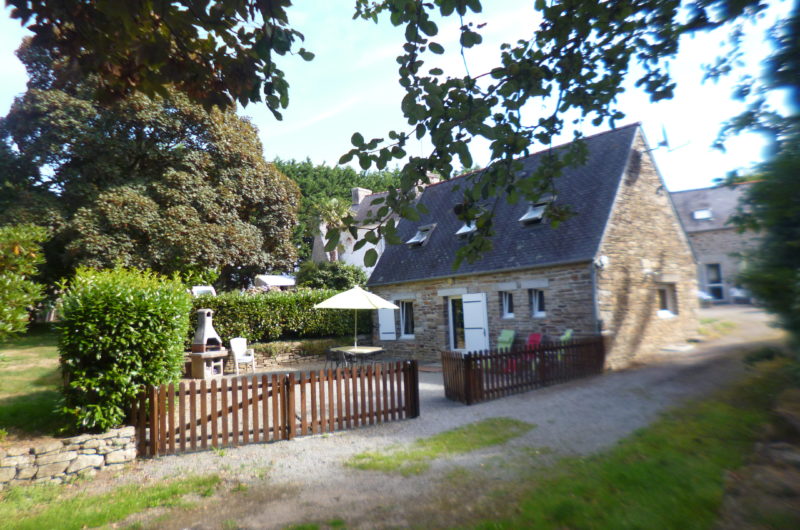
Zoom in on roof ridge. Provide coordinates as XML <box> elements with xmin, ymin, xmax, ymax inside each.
<box><xmin>670</xmin><ymin>180</ymin><xmax>759</xmax><ymax>194</ymax></box>
<box><xmin>422</xmin><ymin>123</ymin><xmax>641</xmax><ymax>190</ymax></box>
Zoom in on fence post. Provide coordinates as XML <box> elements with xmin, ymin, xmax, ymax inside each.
<box><xmin>286</xmin><ymin>373</ymin><xmax>296</xmax><ymax>440</ymax></box>
<box><xmin>463</xmin><ymin>354</ymin><xmax>473</xmax><ymax>405</ymax></box>
<box><xmin>404</xmin><ymin>360</ymin><xmax>420</xmax><ymax>418</ymax></box>
<box><xmin>148</xmin><ymin>385</ymin><xmax>159</xmax><ymax>458</ymax></box>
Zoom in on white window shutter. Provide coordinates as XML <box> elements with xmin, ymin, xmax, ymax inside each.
<box><xmin>378</xmin><ymin>308</ymin><xmax>396</xmax><ymax>341</ymax></box>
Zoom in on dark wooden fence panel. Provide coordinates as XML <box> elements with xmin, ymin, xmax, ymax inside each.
<box><xmin>134</xmin><ymin>360</ymin><xmax>420</xmax><ymax>457</ymax></box>
<box><xmin>441</xmin><ymin>337</ymin><xmax>605</xmax><ymax>405</ymax></box>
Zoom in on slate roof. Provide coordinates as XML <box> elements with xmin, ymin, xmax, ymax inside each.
<box><xmin>368</xmin><ymin>124</ymin><xmax>640</xmax><ymax>287</ymax></box>
<box><xmin>670</xmin><ymin>183</ymin><xmax>752</xmax><ymax>233</ymax></box>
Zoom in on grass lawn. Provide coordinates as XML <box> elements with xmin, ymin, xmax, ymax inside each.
<box><xmin>477</xmin><ymin>359</ymin><xmax>794</xmax><ymax>529</ymax></box>
<box><xmin>348</xmin><ymin>417</ymin><xmax>535</xmax><ymax>476</ymax></box>
<box><xmin>0</xmin><ymin>473</ymin><xmax>220</xmax><ymax>529</ymax></box>
<box><xmin>0</xmin><ymin>324</ymin><xmax>65</xmax><ymax>438</ymax></box>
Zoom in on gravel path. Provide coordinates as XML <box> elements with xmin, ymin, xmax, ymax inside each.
<box><xmin>96</xmin><ymin>306</ymin><xmax>783</xmax><ymax>528</ymax></box>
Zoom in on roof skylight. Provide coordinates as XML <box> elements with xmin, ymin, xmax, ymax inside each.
<box><xmin>519</xmin><ymin>194</ymin><xmax>555</xmax><ymax>225</ymax></box>
<box><xmin>406</xmin><ymin>224</ymin><xmax>435</xmax><ymax>246</ymax></box>
<box><xmin>455</xmin><ymin>220</ymin><xmax>477</xmax><ymax>237</ymax></box>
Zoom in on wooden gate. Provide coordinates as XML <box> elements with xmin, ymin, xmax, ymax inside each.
<box><xmin>132</xmin><ymin>361</ymin><xmax>420</xmax><ymax>457</ymax></box>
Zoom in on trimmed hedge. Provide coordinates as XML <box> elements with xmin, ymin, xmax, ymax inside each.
<box><xmin>59</xmin><ymin>267</ymin><xmax>192</xmax><ymax>432</ymax></box>
<box><xmin>190</xmin><ymin>289</ymin><xmax>371</xmax><ymax>344</ymax></box>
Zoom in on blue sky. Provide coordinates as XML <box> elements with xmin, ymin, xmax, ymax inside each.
<box><xmin>0</xmin><ymin>2</ymin><xmax>788</xmax><ymax>192</ymax></box>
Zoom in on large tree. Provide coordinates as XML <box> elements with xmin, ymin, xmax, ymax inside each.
<box><xmin>0</xmin><ymin>41</ymin><xmax>300</xmax><ymax>287</ymax></box>
<box><xmin>3</xmin><ymin>1</ymin><xmax>792</xmax><ymax>267</ymax></box>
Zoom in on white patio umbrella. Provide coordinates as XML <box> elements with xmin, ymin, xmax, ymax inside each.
<box><xmin>313</xmin><ymin>285</ymin><xmax>399</xmax><ymax>347</ymax></box>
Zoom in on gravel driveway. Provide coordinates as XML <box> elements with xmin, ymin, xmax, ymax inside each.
<box><xmin>101</xmin><ymin>306</ymin><xmax>783</xmax><ymax>528</ymax></box>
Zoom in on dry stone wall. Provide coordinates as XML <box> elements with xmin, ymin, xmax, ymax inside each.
<box><xmin>0</xmin><ymin>426</ymin><xmax>136</xmax><ymax>489</ymax></box>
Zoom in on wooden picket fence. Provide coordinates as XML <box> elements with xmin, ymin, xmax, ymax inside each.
<box><xmin>132</xmin><ymin>361</ymin><xmax>420</xmax><ymax>457</ymax></box>
<box><xmin>441</xmin><ymin>337</ymin><xmax>605</xmax><ymax>405</ymax></box>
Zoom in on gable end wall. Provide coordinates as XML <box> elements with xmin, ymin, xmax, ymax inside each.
<box><xmin>596</xmin><ymin>133</ymin><xmax>699</xmax><ymax>368</ymax></box>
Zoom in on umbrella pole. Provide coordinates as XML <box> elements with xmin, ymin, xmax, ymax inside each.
<box><xmin>354</xmin><ymin>309</ymin><xmax>358</xmax><ymax>348</ymax></box>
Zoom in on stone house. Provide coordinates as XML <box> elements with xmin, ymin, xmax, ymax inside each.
<box><xmin>366</xmin><ymin>124</ymin><xmax>699</xmax><ymax>369</ymax></box>
<box><xmin>670</xmin><ymin>183</ymin><xmax>759</xmax><ymax>303</ymax></box>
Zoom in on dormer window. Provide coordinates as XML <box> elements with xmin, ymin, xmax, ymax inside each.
<box><xmin>692</xmin><ymin>209</ymin><xmax>712</xmax><ymax>220</ymax></box>
<box><xmin>519</xmin><ymin>194</ymin><xmax>555</xmax><ymax>225</ymax></box>
<box><xmin>455</xmin><ymin>220</ymin><xmax>477</xmax><ymax>237</ymax></box>
<box><xmin>406</xmin><ymin>224</ymin><xmax>435</xmax><ymax>246</ymax></box>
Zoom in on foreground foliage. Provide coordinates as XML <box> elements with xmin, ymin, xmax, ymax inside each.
<box><xmin>59</xmin><ymin>267</ymin><xmax>191</xmax><ymax>432</ymax></box>
<box><xmin>6</xmin><ymin>1</ymin><xmax>783</xmax><ymax>268</ymax></box>
<box><xmin>0</xmin><ymin>474</ymin><xmax>220</xmax><ymax>530</ymax></box>
<box><xmin>0</xmin><ymin>224</ymin><xmax>46</xmax><ymax>342</ymax></box>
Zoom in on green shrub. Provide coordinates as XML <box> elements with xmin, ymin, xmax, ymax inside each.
<box><xmin>744</xmin><ymin>346</ymin><xmax>786</xmax><ymax>366</ymax></box>
<box><xmin>190</xmin><ymin>289</ymin><xmax>371</xmax><ymax>344</ymax></box>
<box><xmin>0</xmin><ymin>224</ymin><xmax>47</xmax><ymax>342</ymax></box>
<box><xmin>295</xmin><ymin>261</ymin><xmax>367</xmax><ymax>290</ymax></box>
<box><xmin>59</xmin><ymin>267</ymin><xmax>192</xmax><ymax>432</ymax></box>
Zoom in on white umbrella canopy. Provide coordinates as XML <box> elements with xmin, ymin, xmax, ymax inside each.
<box><xmin>314</xmin><ymin>286</ymin><xmax>398</xmax><ymax>347</ymax></box>
<box><xmin>313</xmin><ymin>285</ymin><xmax>399</xmax><ymax>310</ymax></box>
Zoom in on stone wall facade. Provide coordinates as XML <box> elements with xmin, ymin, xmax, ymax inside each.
<box><xmin>688</xmin><ymin>228</ymin><xmax>759</xmax><ymax>303</ymax></box>
<box><xmin>0</xmin><ymin>426</ymin><xmax>136</xmax><ymax>489</ymax></box>
<box><xmin>595</xmin><ymin>134</ymin><xmax>699</xmax><ymax>368</ymax></box>
<box><xmin>370</xmin><ymin>262</ymin><xmax>596</xmax><ymax>362</ymax></box>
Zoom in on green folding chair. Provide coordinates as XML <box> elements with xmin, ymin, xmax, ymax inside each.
<box><xmin>497</xmin><ymin>329</ymin><xmax>515</xmax><ymax>351</ymax></box>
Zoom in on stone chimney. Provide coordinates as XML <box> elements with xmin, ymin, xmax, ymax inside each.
<box><xmin>351</xmin><ymin>187</ymin><xmax>372</xmax><ymax>206</ymax></box>
<box><xmin>426</xmin><ymin>171</ymin><xmax>442</xmax><ymax>185</ymax></box>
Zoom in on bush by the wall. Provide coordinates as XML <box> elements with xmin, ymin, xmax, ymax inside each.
<box><xmin>190</xmin><ymin>289</ymin><xmax>371</xmax><ymax>344</ymax></box>
<box><xmin>295</xmin><ymin>261</ymin><xmax>367</xmax><ymax>290</ymax></box>
<box><xmin>59</xmin><ymin>267</ymin><xmax>192</xmax><ymax>432</ymax></box>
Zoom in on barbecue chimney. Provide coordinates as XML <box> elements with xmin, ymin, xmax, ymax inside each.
<box><xmin>192</xmin><ymin>309</ymin><xmax>222</xmax><ymax>353</ymax></box>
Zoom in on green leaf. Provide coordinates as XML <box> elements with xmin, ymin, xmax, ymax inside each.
<box><xmin>351</xmin><ymin>132</ymin><xmax>365</xmax><ymax>147</ymax></box>
<box><xmin>429</xmin><ymin>42</ymin><xmax>445</xmax><ymax>54</ymax></box>
<box><xmin>364</xmin><ymin>248</ymin><xmax>378</xmax><ymax>267</ymax></box>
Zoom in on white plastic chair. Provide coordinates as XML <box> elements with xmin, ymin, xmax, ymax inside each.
<box><xmin>230</xmin><ymin>337</ymin><xmax>256</xmax><ymax>375</ymax></box>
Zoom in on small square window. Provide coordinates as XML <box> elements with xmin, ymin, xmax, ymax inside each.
<box><xmin>692</xmin><ymin>209</ymin><xmax>713</xmax><ymax>220</ymax></box>
<box><xmin>399</xmin><ymin>300</ymin><xmax>415</xmax><ymax>337</ymax></box>
<box><xmin>500</xmin><ymin>291</ymin><xmax>514</xmax><ymax>319</ymax></box>
<box><xmin>406</xmin><ymin>224</ymin><xmax>436</xmax><ymax>246</ymax></box>
<box><xmin>657</xmin><ymin>284</ymin><xmax>678</xmax><ymax>318</ymax></box>
<box><xmin>529</xmin><ymin>289</ymin><xmax>546</xmax><ymax>318</ymax></box>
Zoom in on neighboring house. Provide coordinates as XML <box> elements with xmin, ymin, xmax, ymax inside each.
<box><xmin>671</xmin><ymin>183</ymin><xmax>759</xmax><ymax>303</ymax></box>
<box><xmin>312</xmin><ymin>177</ymin><xmax>440</xmax><ymax>277</ymax></box>
<box><xmin>311</xmin><ymin>188</ymin><xmax>391</xmax><ymax>277</ymax></box>
<box><xmin>367</xmin><ymin>124</ymin><xmax>699</xmax><ymax>369</ymax></box>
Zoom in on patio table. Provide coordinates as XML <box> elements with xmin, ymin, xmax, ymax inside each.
<box><xmin>329</xmin><ymin>345</ymin><xmax>385</xmax><ymax>365</ymax></box>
